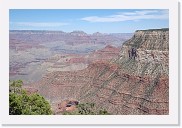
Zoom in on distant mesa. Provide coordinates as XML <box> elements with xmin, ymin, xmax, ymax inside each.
<box><xmin>70</xmin><ymin>30</ymin><xmax>88</xmax><ymax>36</ymax></box>
<box><xmin>98</xmin><ymin>45</ymin><xmax>120</xmax><ymax>53</ymax></box>
<box><xmin>92</xmin><ymin>32</ymin><xmax>105</xmax><ymax>36</ymax></box>
<box><xmin>104</xmin><ymin>45</ymin><xmax>117</xmax><ymax>50</ymax></box>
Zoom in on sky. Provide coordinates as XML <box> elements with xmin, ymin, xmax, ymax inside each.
<box><xmin>9</xmin><ymin>9</ymin><xmax>169</xmax><ymax>33</ymax></box>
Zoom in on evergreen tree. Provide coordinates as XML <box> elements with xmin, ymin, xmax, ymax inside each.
<box><xmin>9</xmin><ymin>80</ymin><xmax>52</xmax><ymax>115</ymax></box>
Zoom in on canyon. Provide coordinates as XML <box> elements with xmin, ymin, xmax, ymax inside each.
<box><xmin>10</xmin><ymin>30</ymin><xmax>132</xmax><ymax>84</ymax></box>
<box><xmin>10</xmin><ymin>29</ymin><xmax>169</xmax><ymax>115</ymax></box>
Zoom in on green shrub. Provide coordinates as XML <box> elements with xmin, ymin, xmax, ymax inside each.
<box><xmin>9</xmin><ymin>80</ymin><xmax>52</xmax><ymax>115</ymax></box>
<box><xmin>63</xmin><ymin>102</ymin><xmax>110</xmax><ymax>115</ymax></box>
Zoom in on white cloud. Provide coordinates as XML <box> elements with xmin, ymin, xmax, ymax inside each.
<box><xmin>10</xmin><ymin>22</ymin><xmax>69</xmax><ymax>27</ymax></box>
<box><xmin>81</xmin><ymin>10</ymin><xmax>168</xmax><ymax>23</ymax></box>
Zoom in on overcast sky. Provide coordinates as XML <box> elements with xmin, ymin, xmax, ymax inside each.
<box><xmin>9</xmin><ymin>9</ymin><xmax>169</xmax><ymax>33</ymax></box>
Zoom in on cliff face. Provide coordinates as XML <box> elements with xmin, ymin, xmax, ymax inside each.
<box><xmin>118</xmin><ymin>29</ymin><xmax>169</xmax><ymax>76</ymax></box>
<box><xmin>31</xmin><ymin>29</ymin><xmax>169</xmax><ymax>115</ymax></box>
<box><xmin>123</xmin><ymin>29</ymin><xmax>169</xmax><ymax>50</ymax></box>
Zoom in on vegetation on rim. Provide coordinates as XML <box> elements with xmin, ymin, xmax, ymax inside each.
<box><xmin>9</xmin><ymin>80</ymin><xmax>52</xmax><ymax>115</ymax></box>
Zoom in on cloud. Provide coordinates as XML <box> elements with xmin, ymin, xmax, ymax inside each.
<box><xmin>10</xmin><ymin>22</ymin><xmax>69</xmax><ymax>27</ymax></box>
<box><xmin>81</xmin><ymin>10</ymin><xmax>168</xmax><ymax>23</ymax></box>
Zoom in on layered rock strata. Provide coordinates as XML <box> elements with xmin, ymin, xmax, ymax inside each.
<box><xmin>31</xmin><ymin>28</ymin><xmax>169</xmax><ymax>115</ymax></box>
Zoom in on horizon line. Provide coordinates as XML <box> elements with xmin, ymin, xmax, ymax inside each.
<box><xmin>9</xmin><ymin>28</ymin><xmax>169</xmax><ymax>34</ymax></box>
<box><xmin>9</xmin><ymin>29</ymin><xmax>135</xmax><ymax>34</ymax></box>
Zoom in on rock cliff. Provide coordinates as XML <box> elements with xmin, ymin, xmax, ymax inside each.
<box><xmin>117</xmin><ymin>28</ymin><xmax>169</xmax><ymax>77</ymax></box>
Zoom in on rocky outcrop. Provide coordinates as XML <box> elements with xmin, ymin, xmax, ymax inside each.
<box><xmin>122</xmin><ymin>28</ymin><xmax>169</xmax><ymax>50</ymax></box>
<box><xmin>88</xmin><ymin>45</ymin><xmax>120</xmax><ymax>62</ymax></box>
<box><xmin>117</xmin><ymin>28</ymin><xmax>169</xmax><ymax>77</ymax></box>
